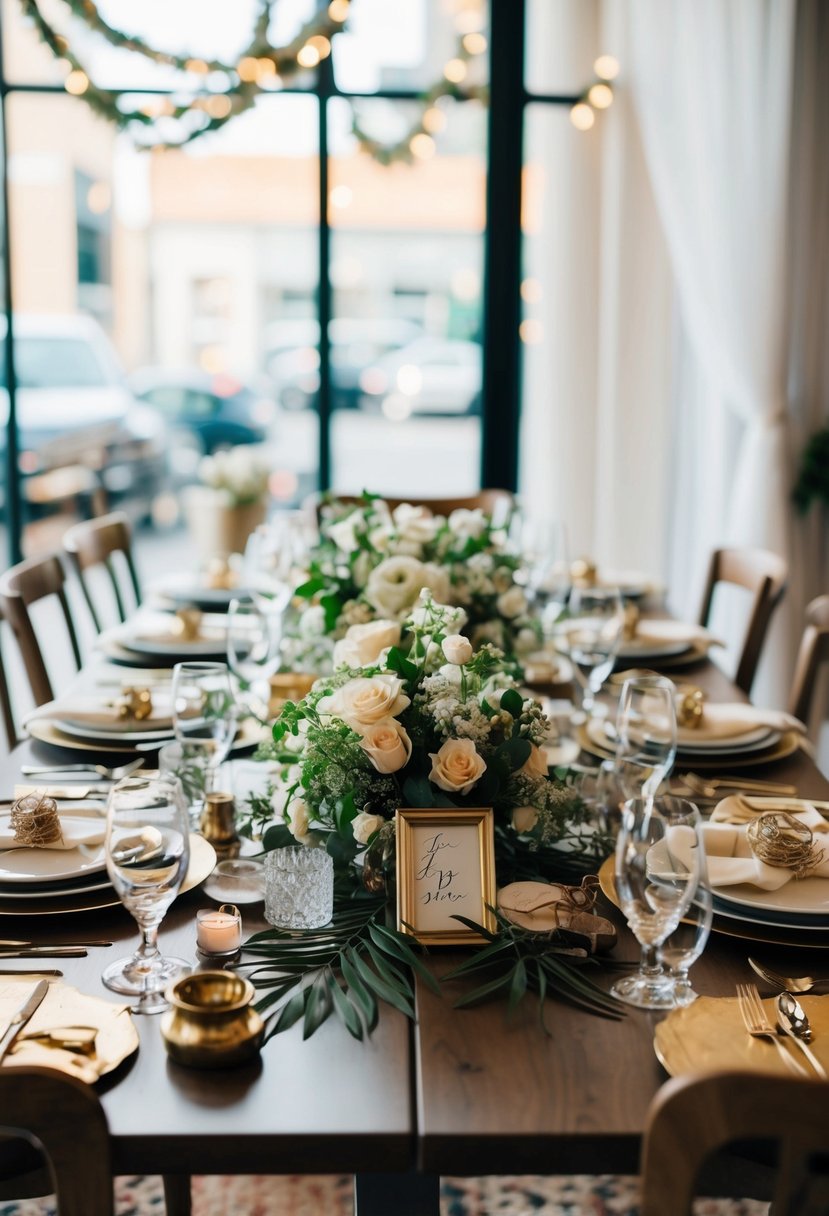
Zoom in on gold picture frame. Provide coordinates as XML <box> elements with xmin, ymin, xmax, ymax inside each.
<box><xmin>395</xmin><ymin>808</ymin><xmax>497</xmax><ymax>946</ymax></box>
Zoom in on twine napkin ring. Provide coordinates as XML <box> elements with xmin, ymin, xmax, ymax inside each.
<box><xmin>675</xmin><ymin>684</ymin><xmax>705</xmax><ymax>729</ymax></box>
<box><xmin>10</xmin><ymin>791</ymin><xmax>63</xmax><ymax>848</ymax></box>
<box><xmin>175</xmin><ymin>608</ymin><xmax>203</xmax><ymax>640</ymax></box>
<box><xmin>116</xmin><ymin>686</ymin><xmax>153</xmax><ymax>720</ymax></box>
<box><xmin>746</xmin><ymin>811</ymin><xmax>825</xmax><ymax>878</ymax></box>
<box><xmin>622</xmin><ymin>603</ymin><xmax>640</xmax><ymax>642</ymax></box>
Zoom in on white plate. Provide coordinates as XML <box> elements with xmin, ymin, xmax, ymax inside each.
<box><xmin>0</xmin><ymin>814</ymin><xmax>106</xmax><ymax>884</ymax></box>
<box><xmin>712</xmin><ymin>891</ymin><xmax>829</xmax><ymax>929</ymax></box>
<box><xmin>617</xmin><ymin>638</ymin><xmax>691</xmax><ymax>660</ymax></box>
<box><xmin>53</xmin><ymin>719</ymin><xmax>176</xmax><ymax>745</ymax></box>
<box><xmin>0</xmin><ymin>873</ymin><xmax>114</xmax><ymax>899</ymax></box>
<box><xmin>26</xmin><ymin>715</ymin><xmax>267</xmax><ymax>756</ymax></box>
<box><xmin>676</xmin><ymin>731</ymin><xmax>781</xmax><ymax>759</ymax></box>
<box><xmin>711</xmin><ymin>875</ymin><xmax>829</xmax><ymax>918</ymax></box>
<box><xmin>676</xmin><ymin>725</ymin><xmax>775</xmax><ymax>752</ymax></box>
<box><xmin>151</xmin><ymin>574</ymin><xmax>251</xmax><ymax>610</ymax></box>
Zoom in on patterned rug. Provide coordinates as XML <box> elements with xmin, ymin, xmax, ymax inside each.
<box><xmin>0</xmin><ymin>1173</ymin><xmax>769</xmax><ymax>1215</ymax></box>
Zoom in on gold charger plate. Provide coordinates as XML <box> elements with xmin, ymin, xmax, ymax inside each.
<box><xmin>597</xmin><ymin>856</ymin><xmax>829</xmax><ymax>950</ymax></box>
<box><xmin>654</xmin><ymin>993</ymin><xmax>829</xmax><ymax>1077</ymax></box>
<box><xmin>0</xmin><ymin>981</ymin><xmax>139</xmax><ymax>1082</ymax></box>
<box><xmin>0</xmin><ymin>833</ymin><xmax>216</xmax><ymax>917</ymax></box>
<box><xmin>26</xmin><ymin>716</ymin><xmax>267</xmax><ymax>755</ymax></box>
<box><xmin>579</xmin><ymin>724</ymin><xmax>801</xmax><ymax>771</ymax></box>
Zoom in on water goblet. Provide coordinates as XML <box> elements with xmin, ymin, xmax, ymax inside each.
<box><xmin>102</xmin><ymin>774</ymin><xmax>191</xmax><ymax>1006</ymax></box>
<box><xmin>171</xmin><ymin>662</ymin><xmax>235</xmax><ymax>816</ymax></box>
<box><xmin>226</xmin><ymin>598</ymin><xmax>282</xmax><ymax>714</ymax></box>
<box><xmin>614</xmin><ymin>675</ymin><xmax>677</xmax><ymax>802</ymax></box>
<box><xmin>658</xmin><ymin>873</ymin><xmax>713</xmax><ymax>1007</ymax></box>
<box><xmin>522</xmin><ymin>517</ymin><xmax>570</xmax><ymax>620</ymax></box>
<box><xmin>610</xmin><ymin>795</ymin><xmax>705</xmax><ymax>1010</ymax></box>
<box><xmin>559</xmin><ymin>586</ymin><xmax>624</xmax><ymax>715</ymax></box>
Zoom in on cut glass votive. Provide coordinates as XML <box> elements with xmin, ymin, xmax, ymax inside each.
<box><xmin>264</xmin><ymin>846</ymin><xmax>333</xmax><ymax>929</ymax></box>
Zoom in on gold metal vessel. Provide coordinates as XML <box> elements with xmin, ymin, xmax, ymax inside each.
<box><xmin>161</xmin><ymin>972</ymin><xmax>264</xmax><ymax>1068</ymax></box>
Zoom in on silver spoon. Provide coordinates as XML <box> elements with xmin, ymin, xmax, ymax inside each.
<box><xmin>776</xmin><ymin>992</ymin><xmax>828</xmax><ymax>1079</ymax></box>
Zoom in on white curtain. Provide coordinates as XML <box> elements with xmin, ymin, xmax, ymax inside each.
<box><xmin>628</xmin><ymin>0</ymin><xmax>797</xmax><ymax>702</ymax></box>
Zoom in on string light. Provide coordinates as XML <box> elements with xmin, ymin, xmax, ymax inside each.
<box><xmin>328</xmin><ymin>0</ymin><xmax>350</xmax><ymax>20</ymax></box>
<box><xmin>443</xmin><ymin>57</ymin><xmax>467</xmax><ymax>84</ymax></box>
<box><xmin>422</xmin><ymin>106</ymin><xmax>447</xmax><ymax>134</ymax></box>
<box><xmin>587</xmin><ymin>83</ymin><xmax>613</xmax><ymax>109</ymax></box>
<box><xmin>594</xmin><ymin>54</ymin><xmax>620</xmax><ymax>81</ymax></box>
<box><xmin>237</xmin><ymin>56</ymin><xmax>259</xmax><ymax>82</ymax></box>
<box><xmin>409</xmin><ymin>132</ymin><xmax>436</xmax><ymax>159</ymax></box>
<box><xmin>64</xmin><ymin>68</ymin><xmax>88</xmax><ymax>94</ymax></box>
<box><xmin>520</xmin><ymin>278</ymin><xmax>542</xmax><ymax>304</ymax></box>
<box><xmin>307</xmin><ymin>35</ymin><xmax>331</xmax><ymax>58</ymax></box>
<box><xmin>570</xmin><ymin>102</ymin><xmax>595</xmax><ymax>131</ymax></box>
<box><xmin>519</xmin><ymin>319</ymin><xmax>543</xmax><ymax>344</ymax></box>
<box><xmin>462</xmin><ymin>32</ymin><xmax>487</xmax><ymax>55</ymax></box>
<box><xmin>297</xmin><ymin>44</ymin><xmax>321</xmax><ymax>68</ymax></box>
<box><xmin>205</xmin><ymin>95</ymin><xmax>232</xmax><ymax>119</ymax></box>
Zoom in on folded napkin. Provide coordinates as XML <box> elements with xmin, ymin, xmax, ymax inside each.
<box><xmin>621</xmin><ymin>619</ymin><xmax>720</xmax><ymax>651</ymax></box>
<box><xmin>677</xmin><ymin>702</ymin><xmax>805</xmax><ymax>745</ymax></box>
<box><xmin>0</xmin><ymin>812</ymin><xmax>105</xmax><ymax>851</ymax></box>
<box><xmin>669</xmin><ymin>807</ymin><xmax>829</xmax><ymax>892</ymax></box>
<box><xmin>24</xmin><ymin>697</ymin><xmax>172</xmax><ymax>735</ymax></box>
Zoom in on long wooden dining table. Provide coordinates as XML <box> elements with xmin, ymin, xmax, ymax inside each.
<box><xmin>1</xmin><ymin>650</ymin><xmax>828</xmax><ymax>1215</ymax></box>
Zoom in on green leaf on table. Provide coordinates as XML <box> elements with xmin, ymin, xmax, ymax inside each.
<box><xmin>340</xmin><ymin>949</ymin><xmax>379</xmax><ymax>1033</ymax></box>
<box><xmin>326</xmin><ymin>972</ymin><xmax>364</xmax><ymax>1040</ymax></box>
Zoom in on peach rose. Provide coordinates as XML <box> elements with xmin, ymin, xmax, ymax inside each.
<box><xmin>318</xmin><ymin>673</ymin><xmax>410</xmax><ymax>728</ymax></box>
<box><xmin>359</xmin><ymin>717</ymin><xmax>413</xmax><ymax>774</ymax></box>
<box><xmin>512</xmin><ymin>805</ymin><xmax>539</xmax><ymax>833</ymax></box>
<box><xmin>521</xmin><ymin>744</ymin><xmax>549</xmax><ymax>780</ymax></box>
<box><xmin>429</xmin><ymin>738</ymin><xmax>487</xmax><ymax>795</ymax></box>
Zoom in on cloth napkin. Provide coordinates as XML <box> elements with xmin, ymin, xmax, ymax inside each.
<box><xmin>23</xmin><ymin>697</ymin><xmax>172</xmax><ymax>734</ymax></box>
<box><xmin>619</xmin><ymin>620</ymin><xmax>720</xmax><ymax>651</ymax></box>
<box><xmin>677</xmin><ymin>702</ymin><xmax>805</xmax><ymax>745</ymax></box>
<box><xmin>0</xmin><ymin>811</ymin><xmax>105</xmax><ymax>851</ymax></box>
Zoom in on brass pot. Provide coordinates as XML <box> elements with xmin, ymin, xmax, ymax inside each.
<box><xmin>161</xmin><ymin>972</ymin><xmax>264</xmax><ymax>1069</ymax></box>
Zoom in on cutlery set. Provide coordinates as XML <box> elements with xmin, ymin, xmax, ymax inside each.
<box><xmin>737</xmin><ymin>969</ymin><xmax>828</xmax><ymax>1080</ymax></box>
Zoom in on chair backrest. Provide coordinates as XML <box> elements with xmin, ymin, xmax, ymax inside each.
<box><xmin>788</xmin><ymin>594</ymin><xmax>829</xmax><ymax>725</ymax></box>
<box><xmin>63</xmin><ymin>511</ymin><xmax>142</xmax><ymax>633</ymax></box>
<box><xmin>312</xmin><ymin>489</ymin><xmax>514</xmax><ymax>526</ymax></box>
<box><xmin>0</xmin><ymin>1067</ymin><xmax>114</xmax><ymax>1216</ymax></box>
<box><xmin>697</xmin><ymin>546</ymin><xmax>788</xmax><ymax>694</ymax></box>
<box><xmin>0</xmin><ymin>602</ymin><xmax>18</xmax><ymax>752</ymax></box>
<box><xmin>641</xmin><ymin>1070</ymin><xmax>829</xmax><ymax>1216</ymax></box>
<box><xmin>0</xmin><ymin>553</ymin><xmax>83</xmax><ymax>705</ymax></box>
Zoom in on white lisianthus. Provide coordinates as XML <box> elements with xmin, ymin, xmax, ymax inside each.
<box><xmin>521</xmin><ymin>744</ymin><xmax>549</xmax><ymax>780</ymax></box>
<box><xmin>287</xmin><ymin>798</ymin><xmax>312</xmax><ymax>843</ymax></box>
<box><xmin>512</xmin><ymin>805</ymin><xmax>539</xmax><ymax>833</ymax></box>
<box><xmin>496</xmin><ymin>586</ymin><xmax>528</xmax><ymax>619</ymax></box>
<box><xmin>326</xmin><ymin>515</ymin><xmax>360</xmax><ymax>554</ymax></box>
<box><xmin>359</xmin><ymin>717</ymin><xmax>413</xmax><ymax>774</ymax></box>
<box><xmin>515</xmin><ymin>627</ymin><xmax>539</xmax><ymax>654</ymax></box>
<box><xmin>442</xmin><ymin>634</ymin><xmax>473</xmax><ymax>666</ymax></box>
<box><xmin>351</xmin><ymin>550</ymin><xmax>373</xmax><ymax>589</ymax></box>
<box><xmin>429</xmin><ymin>738</ymin><xmax>487</xmax><ymax>795</ymax></box>
<box><xmin>448</xmin><ymin>507</ymin><xmax>487</xmax><ymax>540</ymax></box>
<box><xmin>332</xmin><ymin>620</ymin><xmax>402</xmax><ymax>669</ymax></box>
<box><xmin>318</xmin><ymin>673</ymin><xmax>410</xmax><ymax>727</ymax></box>
<box><xmin>392</xmin><ymin>502</ymin><xmax>441</xmax><ymax>545</ymax></box>
<box><xmin>369</xmin><ymin>524</ymin><xmax>394</xmax><ymax>553</ymax></box>
<box><xmin>351</xmin><ymin>811</ymin><xmax>385</xmax><ymax>845</ymax></box>
<box><xmin>365</xmin><ymin>556</ymin><xmax>450</xmax><ymax>618</ymax></box>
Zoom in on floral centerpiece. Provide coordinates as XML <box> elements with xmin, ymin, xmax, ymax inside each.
<box><xmin>283</xmin><ymin>494</ymin><xmax>542</xmax><ymax>673</ymax></box>
<box><xmin>184</xmin><ymin>445</ymin><xmax>270</xmax><ymax>561</ymax></box>
<box><xmin>241</xmin><ymin>595</ymin><xmax>620</xmax><ymax>1039</ymax></box>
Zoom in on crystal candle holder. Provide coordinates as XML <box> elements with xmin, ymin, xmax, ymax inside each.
<box><xmin>264</xmin><ymin>847</ymin><xmax>333</xmax><ymax>929</ymax></box>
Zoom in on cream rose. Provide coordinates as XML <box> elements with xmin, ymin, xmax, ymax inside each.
<box><xmin>359</xmin><ymin>717</ymin><xmax>413</xmax><ymax>774</ymax></box>
<box><xmin>448</xmin><ymin>507</ymin><xmax>486</xmax><ymax>540</ymax></box>
<box><xmin>392</xmin><ymin>502</ymin><xmax>440</xmax><ymax>544</ymax></box>
<box><xmin>429</xmin><ymin>738</ymin><xmax>487</xmax><ymax>795</ymax></box>
<box><xmin>441</xmin><ymin>634</ymin><xmax>473</xmax><ymax>665</ymax></box>
<box><xmin>318</xmin><ymin>673</ymin><xmax>410</xmax><ymax>727</ymax></box>
<box><xmin>351</xmin><ymin>811</ymin><xmax>385</xmax><ymax>845</ymax></box>
<box><xmin>521</xmin><ymin>744</ymin><xmax>549</xmax><ymax>780</ymax></box>
<box><xmin>332</xmin><ymin>619</ymin><xmax>402</xmax><ymax>669</ymax></box>
<box><xmin>512</xmin><ymin>805</ymin><xmax>539</xmax><ymax>833</ymax></box>
<box><xmin>365</xmin><ymin>556</ymin><xmax>450</xmax><ymax>618</ymax></box>
<box><xmin>287</xmin><ymin>798</ymin><xmax>312</xmax><ymax>843</ymax></box>
<box><xmin>496</xmin><ymin>586</ymin><xmax>528</xmax><ymax>619</ymax></box>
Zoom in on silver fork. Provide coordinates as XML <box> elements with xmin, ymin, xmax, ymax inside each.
<box><xmin>19</xmin><ymin>758</ymin><xmax>144</xmax><ymax>781</ymax></box>
<box><xmin>736</xmin><ymin>983</ymin><xmax>809</xmax><ymax>1076</ymax></box>
<box><xmin>748</xmin><ymin>958</ymin><xmax>829</xmax><ymax>995</ymax></box>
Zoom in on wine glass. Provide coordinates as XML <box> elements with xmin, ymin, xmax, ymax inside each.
<box><xmin>614</xmin><ymin>675</ymin><xmax>678</xmax><ymax>802</ymax></box>
<box><xmin>226</xmin><ymin>598</ymin><xmax>282</xmax><ymax>713</ymax></box>
<box><xmin>658</xmin><ymin>873</ymin><xmax>713</xmax><ymax>1007</ymax></box>
<box><xmin>559</xmin><ymin>586</ymin><xmax>624</xmax><ymax>715</ymax></box>
<box><xmin>244</xmin><ymin>512</ymin><xmax>310</xmax><ymax>613</ymax></box>
<box><xmin>610</xmin><ymin>795</ymin><xmax>705</xmax><ymax>1009</ymax></box>
<box><xmin>171</xmin><ymin>662</ymin><xmax>235</xmax><ymax>815</ymax></box>
<box><xmin>522</xmin><ymin>518</ymin><xmax>570</xmax><ymax>621</ymax></box>
<box><xmin>102</xmin><ymin>774</ymin><xmax>191</xmax><ymax>1006</ymax></box>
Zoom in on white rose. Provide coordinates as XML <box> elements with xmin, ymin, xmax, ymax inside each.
<box><xmin>365</xmin><ymin>556</ymin><xmax>448</xmax><ymax>618</ymax></box>
<box><xmin>369</xmin><ymin>524</ymin><xmax>394</xmax><ymax>552</ymax></box>
<box><xmin>333</xmin><ymin>620</ymin><xmax>401</xmax><ymax>669</ymax></box>
<box><xmin>442</xmin><ymin>634</ymin><xmax>473</xmax><ymax>665</ymax></box>
<box><xmin>287</xmin><ymin>799</ymin><xmax>312</xmax><ymax>843</ymax></box>
<box><xmin>392</xmin><ymin>503</ymin><xmax>440</xmax><ymax>544</ymax></box>
<box><xmin>493</xmin><ymin>565</ymin><xmax>513</xmax><ymax>593</ymax></box>
<box><xmin>496</xmin><ymin>586</ymin><xmax>528</xmax><ymax>619</ymax></box>
<box><xmin>318</xmin><ymin>673</ymin><xmax>410</xmax><ymax>727</ymax></box>
<box><xmin>448</xmin><ymin>507</ymin><xmax>487</xmax><ymax>540</ymax></box>
<box><xmin>521</xmin><ymin>744</ymin><xmax>549</xmax><ymax>780</ymax></box>
<box><xmin>359</xmin><ymin>717</ymin><xmax>412</xmax><ymax>774</ymax></box>
<box><xmin>512</xmin><ymin>805</ymin><xmax>539</xmax><ymax>833</ymax></box>
<box><xmin>429</xmin><ymin>738</ymin><xmax>487</xmax><ymax>795</ymax></box>
<box><xmin>351</xmin><ymin>811</ymin><xmax>385</xmax><ymax>845</ymax></box>
<box><xmin>326</xmin><ymin>515</ymin><xmax>360</xmax><ymax>553</ymax></box>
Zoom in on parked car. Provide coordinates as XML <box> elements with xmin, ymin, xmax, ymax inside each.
<box><xmin>129</xmin><ymin>367</ymin><xmax>276</xmax><ymax>454</ymax></box>
<box><xmin>265</xmin><ymin>318</ymin><xmax>423</xmax><ymax>412</ymax></box>
<box><xmin>357</xmin><ymin>337</ymin><xmax>482</xmax><ymax>419</ymax></box>
<box><xmin>0</xmin><ymin>313</ymin><xmax>165</xmax><ymax>518</ymax></box>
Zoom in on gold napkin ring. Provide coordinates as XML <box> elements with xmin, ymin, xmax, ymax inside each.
<box><xmin>622</xmin><ymin>603</ymin><xmax>640</xmax><ymax>642</ymax></box>
<box><xmin>116</xmin><ymin>686</ymin><xmax>153</xmax><ymax>720</ymax></box>
<box><xmin>746</xmin><ymin>811</ymin><xmax>825</xmax><ymax>877</ymax></box>
<box><xmin>175</xmin><ymin>608</ymin><xmax>203</xmax><ymax>640</ymax></box>
<box><xmin>675</xmin><ymin>684</ymin><xmax>705</xmax><ymax>729</ymax></box>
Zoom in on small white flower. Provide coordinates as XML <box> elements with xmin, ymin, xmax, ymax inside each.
<box><xmin>448</xmin><ymin>507</ymin><xmax>487</xmax><ymax>540</ymax></box>
<box><xmin>286</xmin><ymin>799</ymin><xmax>312</xmax><ymax>843</ymax></box>
<box><xmin>392</xmin><ymin>503</ymin><xmax>440</xmax><ymax>544</ymax></box>
<box><xmin>351</xmin><ymin>811</ymin><xmax>385</xmax><ymax>845</ymax></box>
<box><xmin>442</xmin><ymin>634</ymin><xmax>473</xmax><ymax>665</ymax></box>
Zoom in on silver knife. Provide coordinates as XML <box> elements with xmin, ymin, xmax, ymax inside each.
<box><xmin>0</xmin><ymin>979</ymin><xmax>49</xmax><ymax>1064</ymax></box>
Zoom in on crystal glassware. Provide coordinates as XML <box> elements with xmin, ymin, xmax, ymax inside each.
<box><xmin>521</xmin><ymin>517</ymin><xmax>570</xmax><ymax>620</ymax></box>
<box><xmin>171</xmin><ymin>662</ymin><xmax>235</xmax><ymax>818</ymax></box>
<box><xmin>103</xmin><ymin>773</ymin><xmax>191</xmax><ymax>1006</ymax></box>
<box><xmin>264</xmin><ymin>846</ymin><xmax>333</xmax><ymax>930</ymax></box>
<box><xmin>559</xmin><ymin>585</ymin><xmax>624</xmax><ymax>715</ymax></box>
<box><xmin>226</xmin><ymin>597</ymin><xmax>282</xmax><ymax>715</ymax></box>
<box><xmin>610</xmin><ymin>795</ymin><xmax>705</xmax><ymax>1010</ymax></box>
<box><xmin>658</xmin><ymin>870</ymin><xmax>713</xmax><ymax>1006</ymax></box>
<box><xmin>614</xmin><ymin>674</ymin><xmax>678</xmax><ymax>802</ymax></box>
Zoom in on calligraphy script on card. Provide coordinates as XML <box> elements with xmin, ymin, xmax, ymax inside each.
<box><xmin>395</xmin><ymin>808</ymin><xmax>496</xmax><ymax>945</ymax></box>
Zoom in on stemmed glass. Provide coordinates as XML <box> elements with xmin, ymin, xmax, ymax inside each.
<box><xmin>521</xmin><ymin>518</ymin><xmax>570</xmax><ymax>618</ymax></box>
<box><xmin>102</xmin><ymin>774</ymin><xmax>191</xmax><ymax>1007</ymax></box>
<box><xmin>610</xmin><ymin>795</ymin><xmax>705</xmax><ymax>1009</ymax></box>
<box><xmin>614</xmin><ymin>675</ymin><xmax>678</xmax><ymax>802</ymax></box>
<box><xmin>658</xmin><ymin>873</ymin><xmax>713</xmax><ymax>1006</ymax></box>
<box><xmin>171</xmin><ymin>661</ymin><xmax>235</xmax><ymax>816</ymax></box>
<box><xmin>559</xmin><ymin>586</ymin><xmax>624</xmax><ymax>716</ymax></box>
<box><xmin>226</xmin><ymin>598</ymin><xmax>282</xmax><ymax>714</ymax></box>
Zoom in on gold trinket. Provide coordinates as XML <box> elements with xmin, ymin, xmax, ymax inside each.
<box><xmin>268</xmin><ymin>672</ymin><xmax>316</xmax><ymax>717</ymax></box>
<box><xmin>570</xmin><ymin>557</ymin><xmax>597</xmax><ymax>588</ymax></box>
<box><xmin>10</xmin><ymin>792</ymin><xmax>63</xmax><ymax>848</ymax></box>
<box><xmin>175</xmin><ymin>608</ymin><xmax>203</xmax><ymax>640</ymax></box>
<box><xmin>622</xmin><ymin>603</ymin><xmax>640</xmax><ymax>641</ymax></box>
<box><xmin>204</xmin><ymin>557</ymin><xmax>237</xmax><ymax>591</ymax></box>
<box><xmin>675</xmin><ymin>684</ymin><xmax>705</xmax><ymax>729</ymax></box>
<box><xmin>116</xmin><ymin>686</ymin><xmax>153</xmax><ymax>720</ymax></box>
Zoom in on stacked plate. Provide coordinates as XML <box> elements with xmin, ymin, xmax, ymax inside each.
<box><xmin>614</xmin><ymin>620</ymin><xmax>714</xmax><ymax>669</ymax></box>
<box><xmin>150</xmin><ymin>571</ymin><xmax>252</xmax><ymax>613</ymax></box>
<box><xmin>582</xmin><ymin>715</ymin><xmax>800</xmax><ymax>771</ymax></box>
<box><xmin>101</xmin><ymin>610</ymin><xmax>229</xmax><ymax>667</ymax></box>
<box><xmin>711</xmin><ymin>880</ymin><xmax>829</xmax><ymax>950</ymax></box>
<box><xmin>0</xmin><ymin>807</ymin><xmax>216</xmax><ymax>916</ymax></box>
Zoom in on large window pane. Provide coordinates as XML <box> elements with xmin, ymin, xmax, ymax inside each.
<box><xmin>327</xmin><ymin>96</ymin><xmax>485</xmax><ymax>497</ymax></box>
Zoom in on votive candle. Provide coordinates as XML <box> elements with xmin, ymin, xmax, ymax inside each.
<box><xmin>196</xmin><ymin>904</ymin><xmax>242</xmax><ymax>955</ymax></box>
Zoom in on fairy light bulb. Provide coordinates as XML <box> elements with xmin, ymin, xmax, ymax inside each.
<box><xmin>443</xmin><ymin>58</ymin><xmax>467</xmax><ymax>84</ymax></box>
<box><xmin>298</xmin><ymin>44</ymin><xmax>321</xmax><ymax>68</ymax></box>
<box><xmin>593</xmin><ymin>54</ymin><xmax>620</xmax><ymax>81</ymax></box>
<box><xmin>588</xmin><ymin>83</ymin><xmax>613</xmax><ymax>109</ymax></box>
<box><xmin>328</xmin><ymin>0</ymin><xmax>350</xmax><ymax>21</ymax></box>
<box><xmin>462</xmin><ymin>32</ymin><xmax>487</xmax><ymax>55</ymax></box>
<box><xmin>410</xmin><ymin>132</ymin><xmax>436</xmax><ymax>159</ymax></box>
<box><xmin>237</xmin><ymin>57</ymin><xmax>258</xmax><ymax>82</ymax></box>
<box><xmin>64</xmin><ymin>69</ymin><xmax>89</xmax><ymax>95</ymax></box>
<box><xmin>422</xmin><ymin>107</ymin><xmax>447</xmax><ymax>134</ymax></box>
<box><xmin>570</xmin><ymin>103</ymin><xmax>595</xmax><ymax>131</ymax></box>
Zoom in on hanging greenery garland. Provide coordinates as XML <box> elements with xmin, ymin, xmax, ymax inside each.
<box><xmin>16</xmin><ymin>0</ymin><xmax>615</xmax><ymax>162</ymax></box>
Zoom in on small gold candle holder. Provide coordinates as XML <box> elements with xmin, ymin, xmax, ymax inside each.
<box><xmin>116</xmin><ymin>686</ymin><xmax>153</xmax><ymax>720</ymax></box>
<box><xmin>675</xmin><ymin>684</ymin><xmax>705</xmax><ymax>729</ymax></box>
<box><xmin>199</xmin><ymin>791</ymin><xmax>241</xmax><ymax>860</ymax></box>
<box><xmin>161</xmin><ymin>972</ymin><xmax>264</xmax><ymax>1069</ymax></box>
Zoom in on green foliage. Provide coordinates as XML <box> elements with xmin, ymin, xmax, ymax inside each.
<box><xmin>793</xmin><ymin>428</ymin><xmax>829</xmax><ymax>514</ymax></box>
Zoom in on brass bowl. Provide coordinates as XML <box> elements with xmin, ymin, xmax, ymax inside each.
<box><xmin>161</xmin><ymin>972</ymin><xmax>264</xmax><ymax>1069</ymax></box>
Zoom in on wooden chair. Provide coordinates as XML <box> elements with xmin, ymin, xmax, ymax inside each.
<box><xmin>0</xmin><ymin>1067</ymin><xmax>114</xmax><ymax>1216</ymax></box>
<box><xmin>640</xmin><ymin>1070</ymin><xmax>829</xmax><ymax>1216</ymax></box>
<box><xmin>312</xmin><ymin>489</ymin><xmax>514</xmax><ymax>525</ymax></box>
<box><xmin>63</xmin><ymin>511</ymin><xmax>142</xmax><ymax>633</ymax></box>
<box><xmin>0</xmin><ymin>553</ymin><xmax>83</xmax><ymax>706</ymax></box>
<box><xmin>789</xmin><ymin>595</ymin><xmax>829</xmax><ymax>725</ymax></box>
<box><xmin>697</xmin><ymin>547</ymin><xmax>788</xmax><ymax>695</ymax></box>
<box><xmin>0</xmin><ymin>604</ymin><xmax>18</xmax><ymax>751</ymax></box>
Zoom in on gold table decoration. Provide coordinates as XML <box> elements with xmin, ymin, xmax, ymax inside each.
<box><xmin>654</xmin><ymin>993</ymin><xmax>829</xmax><ymax>1077</ymax></box>
<box><xmin>115</xmin><ymin>686</ymin><xmax>154</xmax><ymax>720</ymax></box>
<box><xmin>675</xmin><ymin>683</ymin><xmax>705</xmax><ymax>729</ymax></box>
<box><xmin>0</xmin><ymin>981</ymin><xmax>139</xmax><ymax>1082</ymax></box>
<box><xmin>161</xmin><ymin>971</ymin><xmax>264</xmax><ymax>1068</ymax></box>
